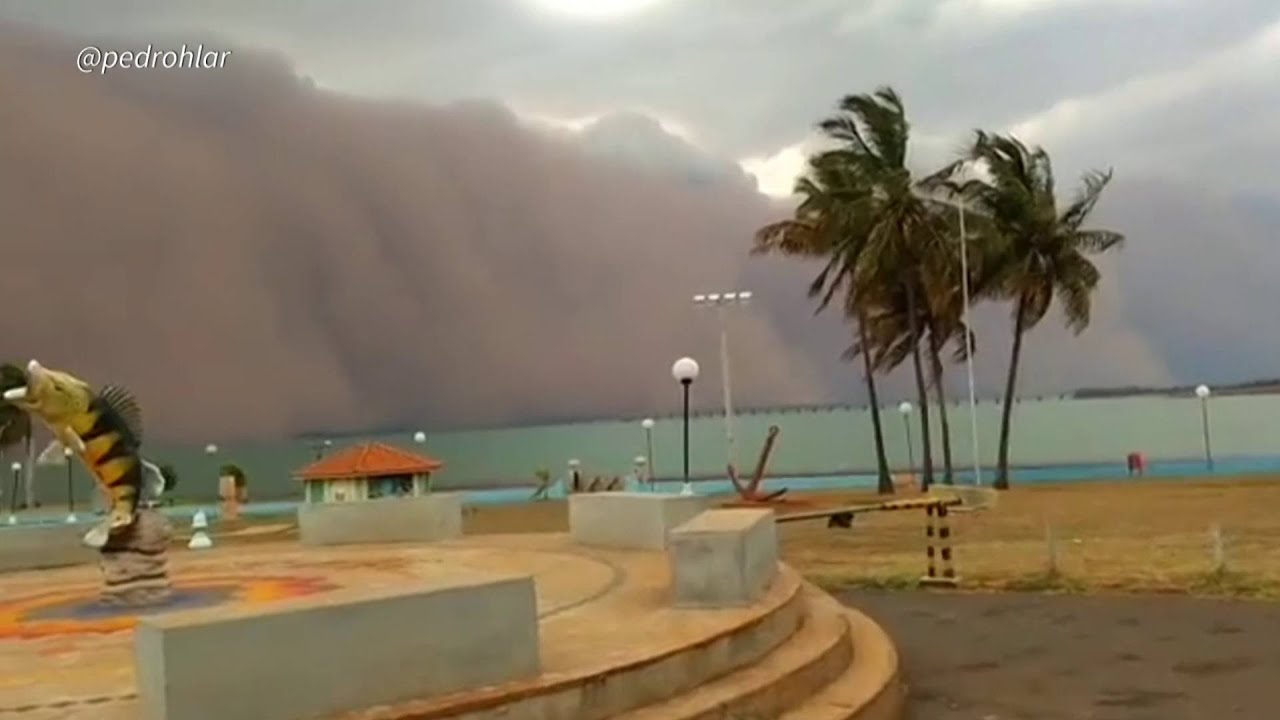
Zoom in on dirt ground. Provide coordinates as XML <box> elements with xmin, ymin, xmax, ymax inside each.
<box><xmin>779</xmin><ymin>479</ymin><xmax>1280</xmax><ymax>598</ymax></box>
<box><xmin>843</xmin><ymin>588</ymin><xmax>1280</xmax><ymax>720</ymax></box>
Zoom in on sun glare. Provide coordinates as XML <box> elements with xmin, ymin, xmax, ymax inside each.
<box><xmin>527</xmin><ymin>0</ymin><xmax>668</xmax><ymax>21</ymax></box>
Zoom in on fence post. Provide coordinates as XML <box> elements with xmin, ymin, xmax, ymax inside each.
<box><xmin>1044</xmin><ymin>519</ymin><xmax>1059</xmax><ymax>576</ymax></box>
<box><xmin>1209</xmin><ymin>522</ymin><xmax>1226</xmax><ymax>574</ymax></box>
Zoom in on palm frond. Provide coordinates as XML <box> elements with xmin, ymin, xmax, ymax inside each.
<box><xmin>1058</xmin><ymin>169</ymin><xmax>1114</xmax><ymax>230</ymax></box>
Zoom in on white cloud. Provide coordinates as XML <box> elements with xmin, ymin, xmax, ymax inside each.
<box><xmin>1008</xmin><ymin>16</ymin><xmax>1280</xmax><ymax>146</ymax></box>
<box><xmin>839</xmin><ymin>0</ymin><xmax>1177</xmax><ymax>37</ymax></box>
<box><xmin>508</xmin><ymin>104</ymin><xmax>700</xmax><ymax>143</ymax></box>
<box><xmin>739</xmin><ymin>142</ymin><xmax>812</xmax><ymax>197</ymax></box>
<box><xmin>738</xmin><ymin>128</ymin><xmax>962</xmax><ymax>199</ymax></box>
<box><xmin>522</xmin><ymin>0</ymin><xmax>674</xmax><ymax>22</ymax></box>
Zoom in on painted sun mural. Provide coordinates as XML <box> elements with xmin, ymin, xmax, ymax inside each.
<box><xmin>0</xmin><ymin>576</ymin><xmax>338</xmax><ymax>640</ymax></box>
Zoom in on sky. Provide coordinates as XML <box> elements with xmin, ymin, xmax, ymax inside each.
<box><xmin>0</xmin><ymin>0</ymin><xmax>1276</xmax><ymax>441</ymax></box>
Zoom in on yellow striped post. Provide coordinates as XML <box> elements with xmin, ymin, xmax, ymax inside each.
<box><xmin>920</xmin><ymin>501</ymin><xmax>959</xmax><ymax>588</ymax></box>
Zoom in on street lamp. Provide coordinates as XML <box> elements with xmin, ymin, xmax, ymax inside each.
<box><xmin>204</xmin><ymin>444</ymin><xmax>218</xmax><ymax>516</ymax></box>
<box><xmin>64</xmin><ymin>446</ymin><xmax>76</xmax><ymax>523</ymax></box>
<box><xmin>640</xmin><ymin>418</ymin><xmax>656</xmax><ymax>485</ymax></box>
<box><xmin>671</xmin><ymin>356</ymin><xmax>700</xmax><ymax>496</ymax></box>
<box><xmin>7</xmin><ymin>461</ymin><xmax>20</xmax><ymax>524</ymax></box>
<box><xmin>309</xmin><ymin>438</ymin><xmax>333</xmax><ymax>460</ymax></box>
<box><xmin>1195</xmin><ymin>384</ymin><xmax>1213</xmax><ymax>470</ymax></box>
<box><xmin>898</xmin><ymin>402</ymin><xmax>916</xmax><ymax>478</ymax></box>
<box><xmin>693</xmin><ymin>291</ymin><xmax>752</xmax><ymax>471</ymax></box>
<box><xmin>568</xmin><ymin>458</ymin><xmax>581</xmax><ymax>493</ymax></box>
<box><xmin>411</xmin><ymin>431</ymin><xmax>431</xmax><ymax>491</ymax></box>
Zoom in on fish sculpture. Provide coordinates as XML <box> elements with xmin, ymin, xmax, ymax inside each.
<box><xmin>1</xmin><ymin>359</ymin><xmax>171</xmax><ymax>548</ymax></box>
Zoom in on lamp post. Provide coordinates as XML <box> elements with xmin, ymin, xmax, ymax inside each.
<box><xmin>309</xmin><ymin>438</ymin><xmax>333</xmax><ymax>460</ymax></box>
<box><xmin>412</xmin><ymin>432</ymin><xmax>430</xmax><ymax>492</ymax></box>
<box><xmin>64</xmin><ymin>446</ymin><xmax>76</xmax><ymax>523</ymax></box>
<box><xmin>898</xmin><ymin>402</ymin><xmax>915</xmax><ymax>479</ymax></box>
<box><xmin>671</xmin><ymin>357</ymin><xmax>700</xmax><ymax>496</ymax></box>
<box><xmin>640</xmin><ymin>418</ymin><xmax>656</xmax><ymax>485</ymax></box>
<box><xmin>7</xmin><ymin>461</ymin><xmax>20</xmax><ymax>524</ymax></box>
<box><xmin>568</xmin><ymin>458</ymin><xmax>581</xmax><ymax>493</ymax></box>
<box><xmin>1195</xmin><ymin>384</ymin><xmax>1214</xmax><ymax>470</ymax></box>
<box><xmin>204</xmin><ymin>444</ymin><xmax>218</xmax><ymax>515</ymax></box>
<box><xmin>693</xmin><ymin>291</ymin><xmax>752</xmax><ymax>471</ymax></box>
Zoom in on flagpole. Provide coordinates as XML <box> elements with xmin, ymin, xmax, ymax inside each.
<box><xmin>957</xmin><ymin>200</ymin><xmax>982</xmax><ymax>486</ymax></box>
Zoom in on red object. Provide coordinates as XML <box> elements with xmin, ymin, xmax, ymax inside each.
<box><xmin>1126</xmin><ymin>452</ymin><xmax>1146</xmax><ymax>476</ymax></box>
<box><xmin>294</xmin><ymin>442</ymin><xmax>443</xmax><ymax>481</ymax></box>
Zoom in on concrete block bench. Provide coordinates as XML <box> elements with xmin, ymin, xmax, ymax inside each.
<box><xmin>134</xmin><ymin>571</ymin><xmax>540</xmax><ymax>720</ymax></box>
<box><xmin>0</xmin><ymin>523</ymin><xmax>96</xmax><ymax>573</ymax></box>
<box><xmin>297</xmin><ymin>492</ymin><xmax>463</xmax><ymax>546</ymax></box>
<box><xmin>569</xmin><ymin>492</ymin><xmax>711</xmax><ymax>550</ymax></box>
<box><xmin>669</xmin><ymin>508</ymin><xmax>779</xmax><ymax>608</ymax></box>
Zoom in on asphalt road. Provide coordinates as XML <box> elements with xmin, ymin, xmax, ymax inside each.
<box><xmin>839</xmin><ymin>589</ymin><xmax>1280</xmax><ymax>720</ymax></box>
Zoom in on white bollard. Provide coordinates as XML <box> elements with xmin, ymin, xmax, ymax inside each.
<box><xmin>188</xmin><ymin>510</ymin><xmax>213</xmax><ymax>550</ymax></box>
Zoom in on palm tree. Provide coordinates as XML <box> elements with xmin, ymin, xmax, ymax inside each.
<box><xmin>0</xmin><ymin>363</ymin><xmax>35</xmax><ymax>508</ymax></box>
<box><xmin>945</xmin><ymin>132</ymin><xmax>1124</xmax><ymax>489</ymax></box>
<box><xmin>814</xmin><ymin>87</ymin><xmax>949</xmax><ymax>488</ymax></box>
<box><xmin>844</xmin><ymin>265</ymin><xmax>958</xmax><ymax>486</ymax></box>
<box><xmin>752</xmin><ymin>152</ymin><xmax>896</xmax><ymax>494</ymax></box>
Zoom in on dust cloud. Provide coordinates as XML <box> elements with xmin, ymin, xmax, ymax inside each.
<box><xmin>0</xmin><ymin>24</ymin><xmax>834</xmax><ymax>442</ymax></box>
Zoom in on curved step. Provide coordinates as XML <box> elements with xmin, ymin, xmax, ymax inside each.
<box><xmin>343</xmin><ymin>565</ymin><xmax>808</xmax><ymax>720</ymax></box>
<box><xmin>778</xmin><ymin>606</ymin><xmax>906</xmax><ymax>720</ymax></box>
<box><xmin>612</xmin><ymin>586</ymin><xmax>853</xmax><ymax>720</ymax></box>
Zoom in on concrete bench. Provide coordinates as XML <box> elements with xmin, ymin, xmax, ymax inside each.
<box><xmin>0</xmin><ymin>523</ymin><xmax>96</xmax><ymax>573</ymax></box>
<box><xmin>669</xmin><ymin>508</ymin><xmax>779</xmax><ymax>608</ymax></box>
<box><xmin>297</xmin><ymin>492</ymin><xmax>463</xmax><ymax>546</ymax></box>
<box><xmin>134</xmin><ymin>571</ymin><xmax>540</xmax><ymax>720</ymax></box>
<box><xmin>569</xmin><ymin>492</ymin><xmax>711</xmax><ymax>550</ymax></box>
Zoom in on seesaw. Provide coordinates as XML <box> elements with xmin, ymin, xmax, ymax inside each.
<box><xmin>776</xmin><ymin>485</ymin><xmax>998</xmax><ymax>527</ymax></box>
<box><xmin>776</xmin><ymin>485</ymin><xmax>998</xmax><ymax>587</ymax></box>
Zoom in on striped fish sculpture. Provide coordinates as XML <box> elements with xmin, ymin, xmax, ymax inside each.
<box><xmin>1</xmin><ymin>360</ymin><xmax>172</xmax><ymax>548</ymax></box>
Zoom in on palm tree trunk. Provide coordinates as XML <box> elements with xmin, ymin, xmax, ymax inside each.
<box><xmin>904</xmin><ymin>282</ymin><xmax>935</xmax><ymax>490</ymax></box>
<box><xmin>928</xmin><ymin>331</ymin><xmax>955</xmax><ymax>485</ymax></box>
<box><xmin>857</xmin><ymin>306</ymin><xmax>894</xmax><ymax>494</ymax></box>
<box><xmin>995</xmin><ymin>293</ymin><xmax>1029</xmax><ymax>490</ymax></box>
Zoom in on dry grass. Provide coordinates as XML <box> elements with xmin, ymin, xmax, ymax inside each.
<box><xmin>214</xmin><ymin>477</ymin><xmax>1280</xmax><ymax>599</ymax></box>
<box><xmin>782</xmin><ymin>477</ymin><xmax>1280</xmax><ymax>599</ymax></box>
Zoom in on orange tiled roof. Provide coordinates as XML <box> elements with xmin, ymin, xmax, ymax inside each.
<box><xmin>294</xmin><ymin>442</ymin><xmax>443</xmax><ymax>481</ymax></box>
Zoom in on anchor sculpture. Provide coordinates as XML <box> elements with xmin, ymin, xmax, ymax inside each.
<box><xmin>726</xmin><ymin>425</ymin><xmax>789</xmax><ymax>504</ymax></box>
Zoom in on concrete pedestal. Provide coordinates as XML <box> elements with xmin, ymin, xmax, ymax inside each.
<box><xmin>569</xmin><ymin>492</ymin><xmax>712</xmax><ymax>550</ymax></box>
<box><xmin>669</xmin><ymin>508</ymin><xmax>779</xmax><ymax>608</ymax></box>
<box><xmin>134</xmin><ymin>571</ymin><xmax>540</xmax><ymax>720</ymax></box>
<box><xmin>297</xmin><ymin>493</ymin><xmax>463</xmax><ymax>546</ymax></box>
